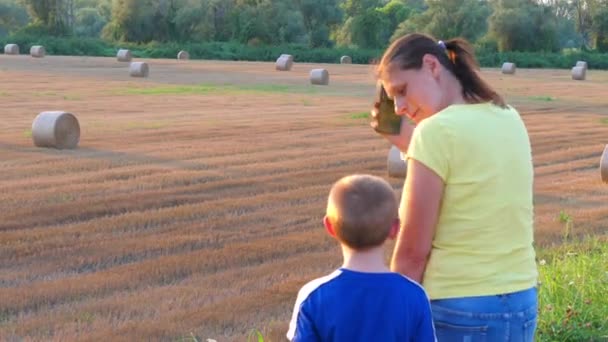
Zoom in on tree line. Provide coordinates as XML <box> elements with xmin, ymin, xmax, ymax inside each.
<box><xmin>1</xmin><ymin>0</ymin><xmax>608</xmax><ymax>52</ymax></box>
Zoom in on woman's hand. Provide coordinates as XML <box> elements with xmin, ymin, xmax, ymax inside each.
<box><xmin>370</xmin><ymin>106</ymin><xmax>416</xmax><ymax>152</ymax></box>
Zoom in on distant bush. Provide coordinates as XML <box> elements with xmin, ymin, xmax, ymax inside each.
<box><xmin>1</xmin><ymin>34</ymin><xmax>608</xmax><ymax>69</ymax></box>
<box><xmin>478</xmin><ymin>50</ymin><xmax>608</xmax><ymax>69</ymax></box>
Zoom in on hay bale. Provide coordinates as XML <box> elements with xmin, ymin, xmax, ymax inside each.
<box><xmin>117</xmin><ymin>49</ymin><xmax>132</xmax><ymax>62</ymax></box>
<box><xmin>572</xmin><ymin>66</ymin><xmax>586</xmax><ymax>80</ymax></box>
<box><xmin>387</xmin><ymin>145</ymin><xmax>407</xmax><ymax>178</ymax></box>
<box><xmin>30</xmin><ymin>45</ymin><xmax>45</xmax><ymax>58</ymax></box>
<box><xmin>32</xmin><ymin>111</ymin><xmax>80</xmax><ymax>149</ymax></box>
<box><xmin>177</xmin><ymin>50</ymin><xmax>190</xmax><ymax>60</ymax></box>
<box><xmin>601</xmin><ymin>145</ymin><xmax>608</xmax><ymax>183</ymax></box>
<box><xmin>129</xmin><ymin>62</ymin><xmax>149</xmax><ymax>77</ymax></box>
<box><xmin>501</xmin><ymin>62</ymin><xmax>516</xmax><ymax>75</ymax></box>
<box><xmin>310</xmin><ymin>69</ymin><xmax>329</xmax><ymax>85</ymax></box>
<box><xmin>4</xmin><ymin>44</ymin><xmax>19</xmax><ymax>55</ymax></box>
<box><xmin>275</xmin><ymin>54</ymin><xmax>293</xmax><ymax>71</ymax></box>
<box><xmin>340</xmin><ymin>55</ymin><xmax>352</xmax><ymax>64</ymax></box>
<box><xmin>576</xmin><ymin>60</ymin><xmax>588</xmax><ymax>71</ymax></box>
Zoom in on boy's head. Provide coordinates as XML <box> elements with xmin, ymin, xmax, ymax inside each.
<box><xmin>324</xmin><ymin>174</ymin><xmax>399</xmax><ymax>250</ymax></box>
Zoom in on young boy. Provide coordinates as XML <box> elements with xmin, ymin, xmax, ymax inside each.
<box><xmin>286</xmin><ymin>174</ymin><xmax>436</xmax><ymax>342</ymax></box>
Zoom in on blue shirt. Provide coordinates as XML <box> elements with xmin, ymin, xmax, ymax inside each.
<box><xmin>287</xmin><ymin>268</ymin><xmax>436</xmax><ymax>341</ymax></box>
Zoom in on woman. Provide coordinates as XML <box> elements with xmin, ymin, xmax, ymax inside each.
<box><xmin>372</xmin><ymin>33</ymin><xmax>539</xmax><ymax>341</ymax></box>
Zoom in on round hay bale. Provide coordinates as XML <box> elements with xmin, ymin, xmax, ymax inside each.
<box><xmin>129</xmin><ymin>62</ymin><xmax>149</xmax><ymax>78</ymax></box>
<box><xmin>576</xmin><ymin>60</ymin><xmax>588</xmax><ymax>71</ymax></box>
<box><xmin>310</xmin><ymin>69</ymin><xmax>329</xmax><ymax>85</ymax></box>
<box><xmin>275</xmin><ymin>55</ymin><xmax>293</xmax><ymax>71</ymax></box>
<box><xmin>30</xmin><ymin>45</ymin><xmax>45</xmax><ymax>58</ymax></box>
<box><xmin>177</xmin><ymin>50</ymin><xmax>190</xmax><ymax>60</ymax></box>
<box><xmin>572</xmin><ymin>66</ymin><xmax>586</xmax><ymax>80</ymax></box>
<box><xmin>117</xmin><ymin>49</ymin><xmax>132</xmax><ymax>62</ymax></box>
<box><xmin>501</xmin><ymin>62</ymin><xmax>516</xmax><ymax>75</ymax></box>
<box><xmin>340</xmin><ymin>55</ymin><xmax>352</xmax><ymax>64</ymax></box>
<box><xmin>601</xmin><ymin>145</ymin><xmax>608</xmax><ymax>183</ymax></box>
<box><xmin>32</xmin><ymin>111</ymin><xmax>80</xmax><ymax>149</ymax></box>
<box><xmin>388</xmin><ymin>145</ymin><xmax>407</xmax><ymax>178</ymax></box>
<box><xmin>4</xmin><ymin>44</ymin><xmax>19</xmax><ymax>55</ymax></box>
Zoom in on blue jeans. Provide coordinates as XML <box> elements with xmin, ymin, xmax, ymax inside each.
<box><xmin>430</xmin><ymin>287</ymin><xmax>538</xmax><ymax>342</ymax></box>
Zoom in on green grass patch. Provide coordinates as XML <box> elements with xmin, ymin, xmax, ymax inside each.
<box><xmin>529</xmin><ymin>96</ymin><xmax>556</xmax><ymax>102</ymax></box>
<box><xmin>349</xmin><ymin>111</ymin><xmax>370</xmax><ymax>120</ymax></box>
<box><xmin>62</xmin><ymin>95</ymin><xmax>82</xmax><ymax>101</ymax></box>
<box><xmin>177</xmin><ymin>238</ymin><xmax>608</xmax><ymax>342</ymax></box>
<box><xmin>118</xmin><ymin>83</ymin><xmax>321</xmax><ymax>96</ymax></box>
<box><xmin>536</xmin><ymin>236</ymin><xmax>608</xmax><ymax>341</ymax></box>
<box><xmin>599</xmin><ymin>117</ymin><xmax>608</xmax><ymax>125</ymax></box>
<box><xmin>23</xmin><ymin>129</ymin><xmax>31</xmax><ymax>138</ymax></box>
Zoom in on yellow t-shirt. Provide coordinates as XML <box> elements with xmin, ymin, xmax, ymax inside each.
<box><xmin>406</xmin><ymin>102</ymin><xmax>538</xmax><ymax>300</ymax></box>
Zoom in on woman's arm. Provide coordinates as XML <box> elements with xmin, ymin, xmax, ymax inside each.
<box><xmin>390</xmin><ymin>158</ymin><xmax>444</xmax><ymax>283</ymax></box>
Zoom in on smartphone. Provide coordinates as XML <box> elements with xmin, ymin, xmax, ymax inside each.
<box><xmin>373</xmin><ymin>83</ymin><xmax>402</xmax><ymax>135</ymax></box>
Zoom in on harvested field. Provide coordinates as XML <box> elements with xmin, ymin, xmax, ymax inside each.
<box><xmin>1</xmin><ymin>55</ymin><xmax>607</xmax><ymax>341</ymax></box>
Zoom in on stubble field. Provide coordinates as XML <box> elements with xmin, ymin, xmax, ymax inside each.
<box><xmin>1</xmin><ymin>55</ymin><xmax>607</xmax><ymax>341</ymax></box>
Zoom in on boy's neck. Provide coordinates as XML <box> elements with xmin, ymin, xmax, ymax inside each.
<box><xmin>340</xmin><ymin>244</ymin><xmax>390</xmax><ymax>273</ymax></box>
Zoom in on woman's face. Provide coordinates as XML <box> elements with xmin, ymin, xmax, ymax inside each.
<box><xmin>382</xmin><ymin>55</ymin><xmax>445</xmax><ymax>124</ymax></box>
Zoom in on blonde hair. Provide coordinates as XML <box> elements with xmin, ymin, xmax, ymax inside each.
<box><xmin>326</xmin><ymin>174</ymin><xmax>398</xmax><ymax>250</ymax></box>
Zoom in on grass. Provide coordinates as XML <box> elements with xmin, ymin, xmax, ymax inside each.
<box><xmin>599</xmin><ymin>117</ymin><xmax>608</xmax><ymax>125</ymax></box>
<box><xmin>194</xmin><ymin>237</ymin><xmax>607</xmax><ymax>342</ymax></box>
<box><xmin>529</xmin><ymin>95</ymin><xmax>556</xmax><ymax>102</ymax></box>
<box><xmin>349</xmin><ymin>111</ymin><xmax>369</xmax><ymax>120</ymax></box>
<box><xmin>179</xmin><ymin>329</ymin><xmax>265</xmax><ymax>342</ymax></box>
<box><xmin>557</xmin><ymin>210</ymin><xmax>574</xmax><ymax>241</ymax></box>
<box><xmin>536</xmin><ymin>236</ymin><xmax>608</xmax><ymax>341</ymax></box>
<box><xmin>118</xmin><ymin>83</ymin><xmax>322</xmax><ymax>96</ymax></box>
<box><xmin>22</xmin><ymin>129</ymin><xmax>31</xmax><ymax>138</ymax></box>
<box><xmin>302</xmin><ymin>99</ymin><xmax>313</xmax><ymax>106</ymax></box>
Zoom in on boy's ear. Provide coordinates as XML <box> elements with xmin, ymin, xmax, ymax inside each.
<box><xmin>388</xmin><ymin>218</ymin><xmax>400</xmax><ymax>239</ymax></box>
<box><xmin>323</xmin><ymin>215</ymin><xmax>336</xmax><ymax>238</ymax></box>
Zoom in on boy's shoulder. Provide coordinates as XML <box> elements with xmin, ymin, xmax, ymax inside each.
<box><xmin>392</xmin><ymin>273</ymin><xmax>431</xmax><ymax>299</ymax></box>
<box><xmin>295</xmin><ymin>269</ymin><xmax>428</xmax><ymax>303</ymax></box>
<box><xmin>295</xmin><ymin>269</ymin><xmax>344</xmax><ymax>303</ymax></box>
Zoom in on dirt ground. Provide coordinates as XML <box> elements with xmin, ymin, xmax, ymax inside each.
<box><xmin>1</xmin><ymin>55</ymin><xmax>607</xmax><ymax>341</ymax></box>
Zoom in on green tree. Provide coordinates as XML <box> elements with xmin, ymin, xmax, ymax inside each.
<box><xmin>392</xmin><ymin>0</ymin><xmax>490</xmax><ymax>42</ymax></box>
<box><xmin>296</xmin><ymin>0</ymin><xmax>342</xmax><ymax>47</ymax></box>
<box><xmin>592</xmin><ymin>5</ymin><xmax>608</xmax><ymax>51</ymax></box>
<box><xmin>0</xmin><ymin>0</ymin><xmax>29</xmax><ymax>36</ymax></box>
<box><xmin>74</xmin><ymin>7</ymin><xmax>106</xmax><ymax>37</ymax></box>
<box><xmin>102</xmin><ymin>0</ymin><xmax>173</xmax><ymax>42</ymax></box>
<box><xmin>21</xmin><ymin>0</ymin><xmax>72</xmax><ymax>35</ymax></box>
<box><xmin>229</xmin><ymin>0</ymin><xmax>305</xmax><ymax>45</ymax></box>
<box><xmin>350</xmin><ymin>8</ymin><xmax>390</xmax><ymax>48</ymax></box>
<box><xmin>488</xmin><ymin>0</ymin><xmax>559</xmax><ymax>52</ymax></box>
<box><xmin>340</xmin><ymin>0</ymin><xmax>381</xmax><ymax>17</ymax></box>
<box><xmin>379</xmin><ymin>0</ymin><xmax>412</xmax><ymax>41</ymax></box>
<box><xmin>544</xmin><ymin>0</ymin><xmax>582</xmax><ymax>48</ymax></box>
<box><xmin>172</xmin><ymin>0</ymin><xmax>214</xmax><ymax>42</ymax></box>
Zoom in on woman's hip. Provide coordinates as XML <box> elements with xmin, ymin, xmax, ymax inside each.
<box><xmin>430</xmin><ymin>287</ymin><xmax>538</xmax><ymax>342</ymax></box>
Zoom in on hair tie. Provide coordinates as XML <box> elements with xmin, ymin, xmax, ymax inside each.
<box><xmin>438</xmin><ymin>40</ymin><xmax>456</xmax><ymax>64</ymax></box>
